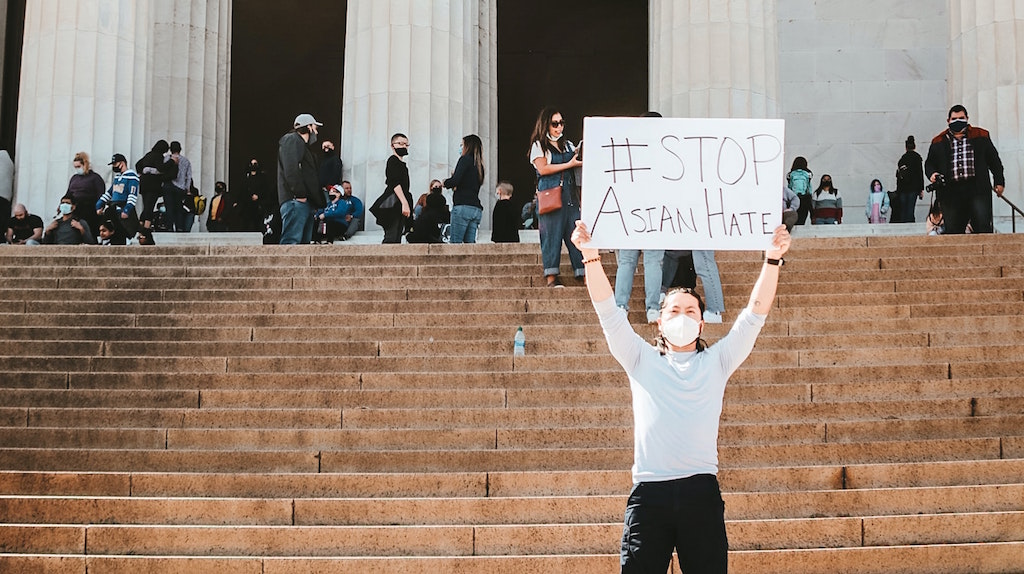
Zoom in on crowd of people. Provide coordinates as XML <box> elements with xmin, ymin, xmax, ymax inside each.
<box><xmin>784</xmin><ymin>104</ymin><xmax>1005</xmax><ymax>234</ymax></box>
<box><xmin>3</xmin><ymin>104</ymin><xmax>1007</xmax><ymax>248</ymax></box>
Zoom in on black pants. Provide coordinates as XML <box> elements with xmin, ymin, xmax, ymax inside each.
<box><xmin>621</xmin><ymin>474</ymin><xmax>728</xmax><ymax>574</ymax></box>
<box><xmin>795</xmin><ymin>194</ymin><xmax>811</xmax><ymax>225</ymax></box>
<box><xmin>140</xmin><ymin>187</ymin><xmax>162</xmax><ymax>225</ymax></box>
<box><xmin>892</xmin><ymin>191</ymin><xmax>919</xmax><ymax>223</ymax></box>
<box><xmin>938</xmin><ymin>179</ymin><xmax>993</xmax><ymax>234</ymax></box>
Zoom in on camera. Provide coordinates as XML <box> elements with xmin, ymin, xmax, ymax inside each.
<box><xmin>926</xmin><ymin>174</ymin><xmax>945</xmax><ymax>193</ymax></box>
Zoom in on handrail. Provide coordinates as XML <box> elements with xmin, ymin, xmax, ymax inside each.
<box><xmin>997</xmin><ymin>192</ymin><xmax>1024</xmax><ymax>233</ymax></box>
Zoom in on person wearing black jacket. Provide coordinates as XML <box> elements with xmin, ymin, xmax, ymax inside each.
<box><xmin>278</xmin><ymin>113</ymin><xmax>326</xmax><ymax>244</ymax></box>
<box><xmin>893</xmin><ymin>136</ymin><xmax>925</xmax><ymax>223</ymax></box>
<box><xmin>406</xmin><ymin>189</ymin><xmax>449</xmax><ymax>243</ymax></box>
<box><xmin>924</xmin><ymin>105</ymin><xmax>1005</xmax><ymax>234</ymax></box>
<box><xmin>319</xmin><ymin>140</ymin><xmax>343</xmax><ymax>190</ymax></box>
<box><xmin>238</xmin><ymin>159</ymin><xmax>272</xmax><ymax>232</ymax></box>
<box><xmin>135</xmin><ymin>140</ymin><xmax>178</xmax><ymax>229</ymax></box>
<box><xmin>491</xmin><ymin>181</ymin><xmax>519</xmax><ymax>243</ymax></box>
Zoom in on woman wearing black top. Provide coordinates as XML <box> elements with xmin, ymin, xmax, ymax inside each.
<box><xmin>377</xmin><ymin>133</ymin><xmax>413</xmax><ymax>244</ymax></box>
<box><xmin>894</xmin><ymin>135</ymin><xmax>925</xmax><ymax>223</ymax></box>
<box><xmin>444</xmin><ymin>134</ymin><xmax>485</xmax><ymax>243</ymax></box>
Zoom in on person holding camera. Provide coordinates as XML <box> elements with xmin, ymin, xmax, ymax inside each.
<box><xmin>924</xmin><ymin>105</ymin><xmax>1005</xmax><ymax>234</ymax></box>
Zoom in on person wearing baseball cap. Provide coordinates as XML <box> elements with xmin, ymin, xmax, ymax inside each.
<box><xmin>95</xmin><ymin>153</ymin><xmax>140</xmax><ymax>238</ymax></box>
<box><xmin>278</xmin><ymin>113</ymin><xmax>326</xmax><ymax>244</ymax></box>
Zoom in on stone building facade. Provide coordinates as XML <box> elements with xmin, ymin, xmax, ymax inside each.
<box><xmin>2</xmin><ymin>0</ymin><xmax>1020</xmax><ymax>228</ymax></box>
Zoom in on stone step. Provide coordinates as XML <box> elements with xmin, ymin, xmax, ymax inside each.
<box><xmin>0</xmin><ymin>437</ymin><xmax>1011</xmax><ymax>472</ymax></box>
<box><xmin>2</xmin><ymin>484</ymin><xmax>1021</xmax><ymax>526</ymax></box>
<box><xmin>5</xmin><ymin>414</ymin><xmax>1021</xmax><ymax>451</ymax></box>
<box><xmin>9</xmin><ymin>398</ymin><xmax>1008</xmax><ymax>432</ymax></box>
<box><xmin>4</xmin><ymin>511</ymin><xmax>1023</xmax><ymax>556</ymax></box>
<box><xmin>0</xmin><ymin>331</ymin><xmax>943</xmax><ymax>359</ymax></box>
<box><xmin>3</xmin><ymin>544</ymin><xmax>1024</xmax><ymax>574</ymax></box>
<box><xmin>5</xmin><ymin>459</ymin><xmax>1024</xmax><ymax>499</ymax></box>
<box><xmin>0</xmin><ymin>362</ymin><xmax>959</xmax><ymax>391</ymax></box>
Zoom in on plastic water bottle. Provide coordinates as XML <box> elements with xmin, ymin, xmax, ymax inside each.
<box><xmin>513</xmin><ymin>327</ymin><xmax>526</xmax><ymax>357</ymax></box>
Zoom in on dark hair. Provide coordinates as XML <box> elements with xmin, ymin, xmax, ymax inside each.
<box><xmin>790</xmin><ymin>156</ymin><xmax>808</xmax><ymax>172</ymax></box>
<box><xmin>99</xmin><ymin>220</ymin><xmax>116</xmax><ymax>232</ymax></box>
<box><xmin>462</xmin><ymin>134</ymin><xmax>485</xmax><ymax>182</ymax></box>
<box><xmin>814</xmin><ymin>174</ymin><xmax>836</xmax><ymax>196</ymax></box>
<box><xmin>169</xmin><ymin>141</ymin><xmax>181</xmax><ymax>154</ymax></box>
<box><xmin>153</xmin><ymin>140</ymin><xmax>169</xmax><ymax>154</ymax></box>
<box><xmin>655</xmin><ymin>288</ymin><xmax>708</xmax><ymax>355</ymax></box>
<box><xmin>391</xmin><ymin>133</ymin><xmax>408</xmax><ymax>145</ymax></box>
<box><xmin>870</xmin><ymin>178</ymin><xmax>883</xmax><ymax>191</ymax></box>
<box><xmin>60</xmin><ymin>193</ymin><xmax>75</xmax><ymax>204</ymax></box>
<box><xmin>929</xmin><ymin>201</ymin><xmax>942</xmax><ymax>218</ymax></box>
<box><xmin>905</xmin><ymin>135</ymin><xmax>915</xmax><ymax>150</ymax></box>
<box><xmin>947</xmin><ymin>105</ymin><xmax>968</xmax><ymax>120</ymax></box>
<box><xmin>529</xmin><ymin>106</ymin><xmax>564</xmax><ymax>156</ymax></box>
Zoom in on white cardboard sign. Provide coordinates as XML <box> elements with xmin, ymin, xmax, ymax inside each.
<box><xmin>580</xmin><ymin>117</ymin><xmax>786</xmax><ymax>250</ymax></box>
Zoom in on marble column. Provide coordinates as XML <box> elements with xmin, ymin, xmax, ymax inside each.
<box><xmin>13</xmin><ymin>0</ymin><xmax>230</xmax><ymax>222</ymax></box>
<box><xmin>148</xmin><ymin>0</ymin><xmax>232</xmax><ymax>221</ymax></box>
<box><xmin>15</xmin><ymin>0</ymin><xmax>151</xmax><ymax>218</ymax></box>
<box><xmin>949</xmin><ymin>0</ymin><xmax>1024</xmax><ymax>213</ymax></box>
<box><xmin>649</xmin><ymin>0</ymin><xmax>780</xmax><ymax>119</ymax></box>
<box><xmin>341</xmin><ymin>0</ymin><xmax>497</xmax><ymax>232</ymax></box>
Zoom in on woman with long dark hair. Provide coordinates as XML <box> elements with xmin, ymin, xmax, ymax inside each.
<box><xmin>811</xmin><ymin>174</ymin><xmax>843</xmax><ymax>224</ymax></box>
<box><xmin>529</xmin><ymin>107</ymin><xmax>584</xmax><ymax>287</ymax></box>
<box><xmin>444</xmin><ymin>134</ymin><xmax>485</xmax><ymax>243</ymax></box>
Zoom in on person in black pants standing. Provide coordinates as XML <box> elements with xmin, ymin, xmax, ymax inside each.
<box><xmin>893</xmin><ymin>136</ymin><xmax>925</xmax><ymax>223</ymax></box>
<box><xmin>924</xmin><ymin>105</ymin><xmax>1005</xmax><ymax>234</ymax></box>
<box><xmin>375</xmin><ymin>133</ymin><xmax>413</xmax><ymax>244</ymax></box>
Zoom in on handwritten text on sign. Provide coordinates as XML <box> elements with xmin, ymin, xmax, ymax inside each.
<box><xmin>580</xmin><ymin>117</ymin><xmax>785</xmax><ymax>250</ymax></box>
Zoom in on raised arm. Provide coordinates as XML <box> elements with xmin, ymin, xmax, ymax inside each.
<box><xmin>571</xmin><ymin>220</ymin><xmax>612</xmax><ymax>303</ymax></box>
<box><xmin>747</xmin><ymin>225</ymin><xmax>791</xmax><ymax>315</ymax></box>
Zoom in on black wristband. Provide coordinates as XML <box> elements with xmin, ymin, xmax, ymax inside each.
<box><xmin>766</xmin><ymin>257</ymin><xmax>784</xmax><ymax>266</ymax></box>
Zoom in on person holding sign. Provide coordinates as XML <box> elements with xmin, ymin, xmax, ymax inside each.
<box><xmin>529</xmin><ymin>106</ymin><xmax>584</xmax><ymax>287</ymax></box>
<box><xmin>571</xmin><ymin>219</ymin><xmax>791</xmax><ymax>574</ymax></box>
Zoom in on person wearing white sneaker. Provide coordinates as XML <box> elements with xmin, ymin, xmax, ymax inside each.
<box><xmin>573</xmin><ymin>219</ymin><xmax>791</xmax><ymax>574</ymax></box>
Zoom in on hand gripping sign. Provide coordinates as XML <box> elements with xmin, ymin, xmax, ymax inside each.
<box><xmin>579</xmin><ymin>116</ymin><xmax>785</xmax><ymax>251</ymax></box>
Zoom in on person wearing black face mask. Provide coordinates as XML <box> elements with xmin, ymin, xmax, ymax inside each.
<box><xmin>95</xmin><ymin>153</ymin><xmax>140</xmax><ymax>238</ymax></box>
<box><xmin>278</xmin><ymin>113</ymin><xmax>326</xmax><ymax>244</ymax></box>
<box><xmin>924</xmin><ymin>104</ymin><xmax>1005</xmax><ymax>234</ymax></box>
<box><xmin>237</xmin><ymin>159</ymin><xmax>270</xmax><ymax>233</ymax></box>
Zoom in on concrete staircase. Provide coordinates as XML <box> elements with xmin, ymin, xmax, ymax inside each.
<box><xmin>0</xmin><ymin>235</ymin><xmax>1022</xmax><ymax>573</ymax></box>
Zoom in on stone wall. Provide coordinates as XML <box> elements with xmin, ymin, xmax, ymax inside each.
<box><xmin>778</xmin><ymin>0</ymin><xmax>949</xmax><ymax>222</ymax></box>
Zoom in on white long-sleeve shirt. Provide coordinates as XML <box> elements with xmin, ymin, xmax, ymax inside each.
<box><xmin>594</xmin><ymin>296</ymin><xmax>765</xmax><ymax>484</ymax></box>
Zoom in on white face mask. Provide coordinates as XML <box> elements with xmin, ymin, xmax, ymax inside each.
<box><xmin>73</xmin><ymin>167</ymin><xmax>84</xmax><ymax>176</ymax></box>
<box><xmin>59</xmin><ymin>203</ymin><xmax>73</xmax><ymax>216</ymax></box>
<box><xmin>661</xmin><ymin>314</ymin><xmax>702</xmax><ymax>348</ymax></box>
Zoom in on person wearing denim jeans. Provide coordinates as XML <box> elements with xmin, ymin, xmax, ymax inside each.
<box><xmin>615</xmin><ymin>249</ymin><xmax>665</xmax><ymax>323</ymax></box>
<box><xmin>449</xmin><ymin>205</ymin><xmax>482</xmax><ymax>244</ymax></box>
<box><xmin>277</xmin><ymin>113</ymin><xmax>325</xmax><ymax>244</ymax></box>
<box><xmin>279</xmin><ymin>198</ymin><xmax>313</xmax><ymax>244</ymax></box>
<box><xmin>445</xmin><ymin>134</ymin><xmax>486</xmax><ymax>244</ymax></box>
<box><xmin>662</xmin><ymin>250</ymin><xmax>725</xmax><ymax>323</ymax></box>
<box><xmin>529</xmin><ymin>107</ymin><xmax>583</xmax><ymax>287</ymax></box>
